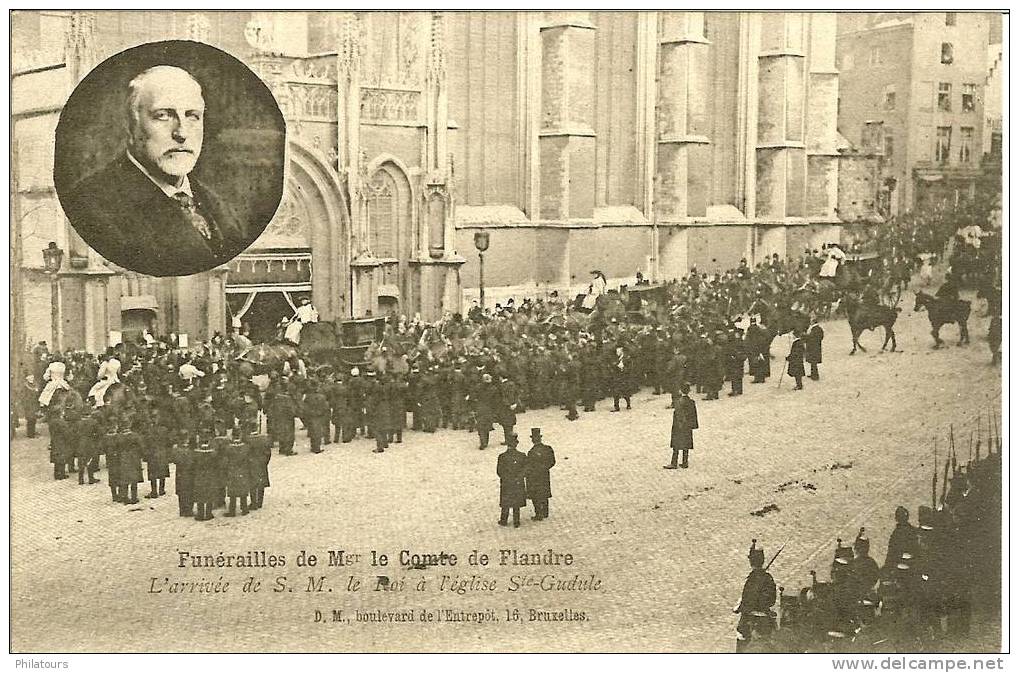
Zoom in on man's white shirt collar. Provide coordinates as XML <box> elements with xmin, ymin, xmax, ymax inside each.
<box><xmin>127</xmin><ymin>150</ymin><xmax>193</xmax><ymax>199</ymax></box>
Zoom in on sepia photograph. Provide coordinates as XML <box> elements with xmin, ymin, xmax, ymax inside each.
<box><xmin>8</xmin><ymin>8</ymin><xmax>1006</xmax><ymax>658</ymax></box>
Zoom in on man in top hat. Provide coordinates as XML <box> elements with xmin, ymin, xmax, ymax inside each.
<box><xmin>785</xmin><ymin>329</ymin><xmax>806</xmax><ymax>390</ymax></box>
<box><xmin>471</xmin><ymin>373</ymin><xmax>498</xmax><ymax>450</ymax></box>
<box><xmin>526</xmin><ymin>428</ymin><xmax>556</xmax><ymax>521</ymax></box>
<box><xmin>497</xmin><ymin>433</ymin><xmax>527</xmax><ymax>528</ymax></box>
<box><xmin>734</xmin><ymin>540</ymin><xmax>777</xmax><ymax>652</ymax></box>
<box><xmin>665</xmin><ymin>383</ymin><xmax>698</xmax><ymax>469</ymax></box>
<box><xmin>805</xmin><ymin>316</ymin><xmax>824</xmax><ymax>381</ymax></box>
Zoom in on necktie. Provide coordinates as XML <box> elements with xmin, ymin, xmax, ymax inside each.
<box><xmin>172</xmin><ymin>192</ymin><xmax>213</xmax><ymax>240</ymax></box>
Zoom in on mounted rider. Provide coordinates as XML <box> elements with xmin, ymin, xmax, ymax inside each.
<box><xmin>87</xmin><ymin>357</ymin><xmax>121</xmax><ymax>408</ymax></box>
<box><xmin>284</xmin><ymin>297</ymin><xmax>319</xmax><ymax>344</ymax></box>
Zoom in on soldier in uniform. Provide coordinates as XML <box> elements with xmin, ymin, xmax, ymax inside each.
<box><xmin>848</xmin><ymin>528</ymin><xmax>880</xmax><ymax>624</ymax></box>
<box><xmin>734</xmin><ymin>540</ymin><xmax>777</xmax><ymax>652</ymax></box>
<box><xmin>497</xmin><ymin>433</ymin><xmax>527</xmax><ymax>528</ymax></box>
<box><xmin>525</xmin><ymin>427</ymin><xmax>556</xmax><ymax>521</ymax></box>
<box><xmin>883</xmin><ymin>505</ymin><xmax>919</xmax><ymax>574</ymax></box>
<box><xmin>270</xmin><ymin>382</ymin><xmax>298</xmax><ymax>456</ymax></box>
<box><xmin>448</xmin><ymin>364</ymin><xmax>469</xmax><ymax>430</ymax></box>
<box><xmin>745</xmin><ymin>317</ymin><xmax>771</xmax><ymax>384</ymax></box>
<box><xmin>76</xmin><ymin>409</ymin><xmax>102</xmax><ymax>485</ymax></box>
<box><xmin>665</xmin><ymin>383</ymin><xmax>698</xmax><ymax>470</ymax></box>
<box><xmin>785</xmin><ymin>329</ymin><xmax>806</xmax><ymax>390</ymax></box>
<box><xmin>805</xmin><ymin>317</ymin><xmax>825</xmax><ymax>381</ymax></box>
<box><xmin>144</xmin><ymin>421</ymin><xmax>171</xmax><ymax>498</ymax></box>
<box><xmin>471</xmin><ymin>373</ymin><xmax>497</xmax><ymax>450</ymax></box>
<box><xmin>103</xmin><ymin>417</ymin><xmax>123</xmax><ymax>503</ymax></box>
<box><xmin>246</xmin><ymin>431</ymin><xmax>272</xmax><ymax>511</ymax></box>
<box><xmin>172</xmin><ymin>433</ymin><xmax>195</xmax><ymax>517</ymax></box>
<box><xmin>726</xmin><ymin>332</ymin><xmax>746</xmax><ymax>397</ymax></box>
<box><xmin>302</xmin><ymin>379</ymin><xmax>331</xmax><ymax>454</ymax></box>
<box><xmin>366</xmin><ymin>371</ymin><xmax>391</xmax><ymax>453</ymax></box>
<box><xmin>119</xmin><ymin>418</ymin><xmax>144</xmax><ymax>505</ymax></box>
<box><xmin>388</xmin><ymin>371</ymin><xmax>409</xmax><ymax>440</ymax></box>
<box><xmin>193</xmin><ymin>431</ymin><xmax>222</xmax><ymax>521</ymax></box>
<box><xmin>418</xmin><ymin>367</ymin><xmax>441</xmax><ymax>433</ymax></box>
<box><xmin>224</xmin><ymin>431</ymin><xmax>251</xmax><ymax>516</ymax></box>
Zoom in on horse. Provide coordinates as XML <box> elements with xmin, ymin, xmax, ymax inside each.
<box><xmin>841</xmin><ymin>294</ymin><xmax>899</xmax><ymax>355</ymax></box>
<box><xmin>913</xmin><ymin>292</ymin><xmax>971</xmax><ymax>349</ymax></box>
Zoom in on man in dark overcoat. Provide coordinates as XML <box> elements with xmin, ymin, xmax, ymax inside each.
<box><xmin>785</xmin><ymin>329</ymin><xmax>806</xmax><ymax>390</ymax></box>
<box><xmin>665</xmin><ymin>383</ymin><xmax>698</xmax><ymax>470</ymax></box>
<box><xmin>526</xmin><ymin>427</ymin><xmax>556</xmax><ymax>521</ymax></box>
<box><xmin>270</xmin><ymin>384</ymin><xmax>298</xmax><ymax>456</ymax></box>
<box><xmin>497</xmin><ymin>433</ymin><xmax>527</xmax><ymax>528</ymax></box>
<box><xmin>302</xmin><ymin>380</ymin><xmax>331</xmax><ymax>454</ymax></box>
<box><xmin>224</xmin><ymin>431</ymin><xmax>251</xmax><ymax>516</ymax></box>
<box><xmin>805</xmin><ymin>318</ymin><xmax>824</xmax><ymax>381</ymax></box>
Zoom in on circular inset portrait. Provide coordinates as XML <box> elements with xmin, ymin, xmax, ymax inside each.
<box><xmin>54</xmin><ymin>40</ymin><xmax>286</xmax><ymax>277</ymax></box>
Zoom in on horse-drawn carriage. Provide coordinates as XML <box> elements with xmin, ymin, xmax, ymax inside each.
<box><xmin>240</xmin><ymin>316</ymin><xmax>388</xmax><ymax>371</ymax></box>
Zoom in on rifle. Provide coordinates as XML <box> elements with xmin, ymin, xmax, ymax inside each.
<box><xmin>765</xmin><ymin>544</ymin><xmax>786</xmax><ymax>572</ymax></box>
<box><xmin>931</xmin><ymin>436</ymin><xmax>938</xmax><ymax>508</ymax></box>
<box><xmin>939</xmin><ymin>458</ymin><xmax>950</xmax><ymax>506</ymax></box>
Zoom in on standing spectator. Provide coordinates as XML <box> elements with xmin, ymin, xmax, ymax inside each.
<box><xmin>665</xmin><ymin>383</ymin><xmax>698</xmax><ymax>470</ymax></box>
<box><xmin>786</xmin><ymin>330</ymin><xmax>806</xmax><ymax>391</ymax></box>
<box><xmin>805</xmin><ymin>317</ymin><xmax>825</xmax><ymax>381</ymax></box>
<box><xmin>497</xmin><ymin>433</ymin><xmax>527</xmax><ymax>528</ymax></box>
<box><xmin>525</xmin><ymin>428</ymin><xmax>556</xmax><ymax>521</ymax></box>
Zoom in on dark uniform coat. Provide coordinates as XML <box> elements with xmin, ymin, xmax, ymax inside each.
<box><xmin>670</xmin><ymin>395</ymin><xmax>698</xmax><ymax>450</ymax></box>
<box><xmin>192</xmin><ymin>442</ymin><xmax>221</xmax><ymax>503</ymax></box>
<box><xmin>224</xmin><ymin>438</ymin><xmax>252</xmax><ymax>497</ymax></box>
<box><xmin>526</xmin><ymin>442</ymin><xmax>556</xmax><ymax>500</ymax></box>
<box><xmin>805</xmin><ymin>324</ymin><xmax>824</xmax><ymax>365</ymax></box>
<box><xmin>246</xmin><ymin>434</ymin><xmax>272</xmax><ymax>489</ymax></box>
<box><xmin>172</xmin><ymin>443</ymin><xmax>194</xmax><ymax>496</ymax></box>
<box><xmin>497</xmin><ymin>447</ymin><xmax>528</xmax><ymax>508</ymax></box>
<box><xmin>786</xmin><ymin>337</ymin><xmax>806</xmax><ymax>378</ymax></box>
<box><xmin>118</xmin><ymin>430</ymin><xmax>144</xmax><ymax>485</ymax></box>
<box><xmin>146</xmin><ymin>428</ymin><xmax>172</xmax><ymax>480</ymax></box>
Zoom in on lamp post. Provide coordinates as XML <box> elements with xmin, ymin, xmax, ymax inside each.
<box><xmin>473</xmin><ymin>231</ymin><xmax>490</xmax><ymax>310</ymax></box>
<box><xmin>42</xmin><ymin>242</ymin><xmax>64</xmax><ymax>353</ymax></box>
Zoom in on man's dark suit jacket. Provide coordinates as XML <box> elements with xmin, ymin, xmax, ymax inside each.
<box><xmin>61</xmin><ymin>153</ymin><xmax>247</xmax><ymax>277</ymax></box>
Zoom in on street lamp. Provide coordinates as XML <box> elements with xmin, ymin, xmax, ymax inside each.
<box><xmin>42</xmin><ymin>242</ymin><xmax>64</xmax><ymax>352</ymax></box>
<box><xmin>473</xmin><ymin>231</ymin><xmax>490</xmax><ymax>310</ymax></box>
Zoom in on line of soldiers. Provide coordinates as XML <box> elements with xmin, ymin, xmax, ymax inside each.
<box><xmin>36</xmin><ymin>366</ymin><xmax>274</xmax><ymax>521</ymax></box>
<box><xmin>738</xmin><ymin>430</ymin><xmax>1000</xmax><ymax>652</ymax></box>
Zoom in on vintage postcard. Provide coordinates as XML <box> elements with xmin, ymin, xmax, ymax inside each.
<box><xmin>9</xmin><ymin>9</ymin><xmax>1005</xmax><ymax>655</ymax></box>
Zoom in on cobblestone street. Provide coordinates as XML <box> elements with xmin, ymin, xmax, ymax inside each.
<box><xmin>10</xmin><ymin>302</ymin><xmax>1002</xmax><ymax>652</ymax></box>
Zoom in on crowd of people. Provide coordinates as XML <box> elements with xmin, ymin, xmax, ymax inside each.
<box><xmin>11</xmin><ymin>193</ymin><xmax>1001</xmax><ymax>525</ymax></box>
<box><xmin>736</xmin><ymin>414</ymin><xmax>1001</xmax><ymax>653</ymax></box>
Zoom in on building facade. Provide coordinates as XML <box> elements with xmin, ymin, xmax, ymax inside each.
<box><xmin>836</xmin><ymin>12</ymin><xmax>995</xmax><ymax>214</ymax></box>
<box><xmin>13</xmin><ymin>11</ymin><xmax>852</xmax><ymax>355</ymax></box>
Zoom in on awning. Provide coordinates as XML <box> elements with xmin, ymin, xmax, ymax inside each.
<box><xmin>121</xmin><ymin>295</ymin><xmax>159</xmax><ymax>312</ymax></box>
<box><xmin>377</xmin><ymin>284</ymin><xmax>400</xmax><ymax>298</ymax></box>
<box><xmin>918</xmin><ymin>175</ymin><xmax>944</xmax><ymax>183</ymax></box>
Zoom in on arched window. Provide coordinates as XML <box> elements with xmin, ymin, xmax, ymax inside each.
<box><xmin>369</xmin><ymin>169</ymin><xmax>396</xmax><ymax>258</ymax></box>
